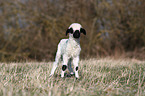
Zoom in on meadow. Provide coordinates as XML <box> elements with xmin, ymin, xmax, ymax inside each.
<box><xmin>0</xmin><ymin>58</ymin><xmax>144</xmax><ymax>96</ymax></box>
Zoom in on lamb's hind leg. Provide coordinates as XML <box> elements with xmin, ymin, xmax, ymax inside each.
<box><xmin>50</xmin><ymin>47</ymin><xmax>61</xmax><ymax>76</ymax></box>
<box><xmin>68</xmin><ymin>59</ymin><xmax>74</xmax><ymax>75</ymax></box>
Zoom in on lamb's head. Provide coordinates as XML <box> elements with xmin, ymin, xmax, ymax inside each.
<box><xmin>66</xmin><ymin>23</ymin><xmax>86</xmax><ymax>39</ymax></box>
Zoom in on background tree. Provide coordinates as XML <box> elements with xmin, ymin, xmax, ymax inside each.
<box><xmin>0</xmin><ymin>0</ymin><xmax>144</xmax><ymax>61</ymax></box>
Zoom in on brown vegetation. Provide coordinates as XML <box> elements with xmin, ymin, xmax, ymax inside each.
<box><xmin>0</xmin><ymin>0</ymin><xmax>144</xmax><ymax>61</ymax></box>
<box><xmin>0</xmin><ymin>58</ymin><xmax>145</xmax><ymax>95</ymax></box>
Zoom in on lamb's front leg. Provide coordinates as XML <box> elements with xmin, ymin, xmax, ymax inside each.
<box><xmin>61</xmin><ymin>55</ymin><xmax>69</xmax><ymax>78</ymax></box>
<box><xmin>73</xmin><ymin>56</ymin><xmax>79</xmax><ymax>78</ymax></box>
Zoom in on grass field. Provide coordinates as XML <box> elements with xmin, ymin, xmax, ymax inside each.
<box><xmin>0</xmin><ymin>58</ymin><xmax>145</xmax><ymax>96</ymax></box>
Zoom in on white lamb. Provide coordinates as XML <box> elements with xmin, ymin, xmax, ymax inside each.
<box><xmin>50</xmin><ymin>23</ymin><xmax>86</xmax><ymax>78</ymax></box>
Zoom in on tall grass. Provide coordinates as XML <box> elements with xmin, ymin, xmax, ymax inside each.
<box><xmin>0</xmin><ymin>58</ymin><xmax>145</xmax><ymax>96</ymax></box>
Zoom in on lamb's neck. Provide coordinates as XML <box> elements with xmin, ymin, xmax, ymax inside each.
<box><xmin>68</xmin><ymin>37</ymin><xmax>80</xmax><ymax>46</ymax></box>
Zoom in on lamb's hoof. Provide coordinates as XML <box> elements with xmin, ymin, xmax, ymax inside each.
<box><xmin>75</xmin><ymin>77</ymin><xmax>79</xmax><ymax>80</ymax></box>
<box><xmin>75</xmin><ymin>76</ymin><xmax>79</xmax><ymax>79</ymax></box>
<box><xmin>66</xmin><ymin>73</ymin><xmax>73</xmax><ymax>77</ymax></box>
<box><xmin>61</xmin><ymin>75</ymin><xmax>64</xmax><ymax>78</ymax></box>
<box><xmin>49</xmin><ymin>74</ymin><xmax>53</xmax><ymax>78</ymax></box>
<box><xmin>70</xmin><ymin>72</ymin><xmax>75</xmax><ymax>75</ymax></box>
<box><xmin>70</xmin><ymin>74</ymin><xmax>75</xmax><ymax>77</ymax></box>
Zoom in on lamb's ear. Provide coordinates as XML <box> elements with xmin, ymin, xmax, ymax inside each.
<box><xmin>66</xmin><ymin>28</ymin><xmax>73</xmax><ymax>36</ymax></box>
<box><xmin>80</xmin><ymin>28</ymin><xmax>86</xmax><ymax>35</ymax></box>
<box><xmin>66</xmin><ymin>29</ymin><xmax>69</xmax><ymax>36</ymax></box>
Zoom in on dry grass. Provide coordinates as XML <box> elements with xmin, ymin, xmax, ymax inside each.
<box><xmin>0</xmin><ymin>58</ymin><xmax>145</xmax><ymax>96</ymax></box>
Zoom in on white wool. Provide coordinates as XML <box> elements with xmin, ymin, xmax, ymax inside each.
<box><xmin>59</xmin><ymin>38</ymin><xmax>81</xmax><ymax>58</ymax></box>
<box><xmin>69</xmin><ymin>23</ymin><xmax>82</xmax><ymax>31</ymax></box>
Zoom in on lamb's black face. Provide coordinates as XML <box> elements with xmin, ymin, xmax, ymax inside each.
<box><xmin>73</xmin><ymin>30</ymin><xmax>80</xmax><ymax>38</ymax></box>
<box><xmin>66</xmin><ymin>27</ymin><xmax>86</xmax><ymax>39</ymax></box>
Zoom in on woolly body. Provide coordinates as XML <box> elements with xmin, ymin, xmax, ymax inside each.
<box><xmin>59</xmin><ymin>38</ymin><xmax>81</xmax><ymax>58</ymax></box>
<box><xmin>50</xmin><ymin>23</ymin><xmax>86</xmax><ymax>78</ymax></box>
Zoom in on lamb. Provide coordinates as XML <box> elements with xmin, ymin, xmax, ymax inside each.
<box><xmin>50</xmin><ymin>23</ymin><xmax>86</xmax><ymax>78</ymax></box>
